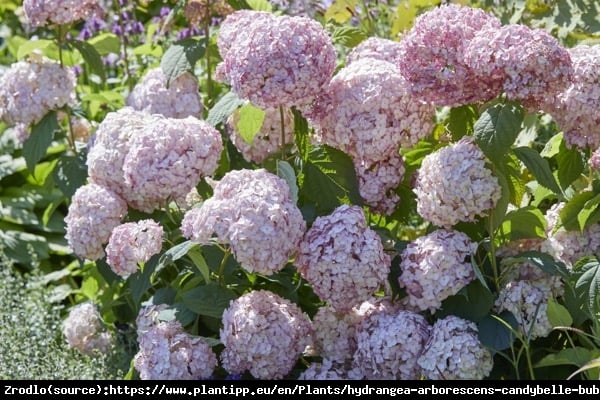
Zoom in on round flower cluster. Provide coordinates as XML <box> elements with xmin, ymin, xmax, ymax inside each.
<box><xmin>352</xmin><ymin>310</ymin><xmax>430</xmax><ymax>380</ymax></box>
<box><xmin>541</xmin><ymin>202</ymin><xmax>600</xmax><ymax>269</ymax></box>
<box><xmin>216</xmin><ymin>12</ymin><xmax>336</xmax><ymax>109</ymax></box>
<box><xmin>87</xmin><ymin>108</ymin><xmax>223</xmax><ymax>213</ymax></box>
<box><xmin>227</xmin><ymin>105</ymin><xmax>295</xmax><ymax>163</ymax></box>
<box><xmin>121</xmin><ymin>116</ymin><xmax>223</xmax><ymax>213</ymax></box>
<box><xmin>397</xmin><ymin>3</ymin><xmax>502</xmax><ymax>106</ymax></box>
<box><xmin>548</xmin><ymin>45</ymin><xmax>600</xmax><ymax>150</ymax></box>
<box><xmin>308</xmin><ymin>58</ymin><xmax>435</xmax><ymax>164</ymax></box>
<box><xmin>345</xmin><ymin>37</ymin><xmax>405</xmax><ymax>66</ymax></box>
<box><xmin>105</xmin><ymin>220</ymin><xmax>164</xmax><ymax>278</ymax></box>
<box><xmin>65</xmin><ymin>183</ymin><xmax>127</xmax><ymax>261</ymax></box>
<box><xmin>0</xmin><ymin>58</ymin><xmax>76</xmax><ymax>127</ymax></box>
<box><xmin>465</xmin><ymin>23</ymin><xmax>573</xmax><ymax>111</ymax></box>
<box><xmin>181</xmin><ymin>169</ymin><xmax>306</xmax><ymax>275</ymax></box>
<box><xmin>23</xmin><ymin>0</ymin><xmax>104</xmax><ymax>27</ymax></box>
<box><xmin>591</xmin><ymin>147</ymin><xmax>600</xmax><ymax>170</ymax></box>
<box><xmin>219</xmin><ymin>290</ymin><xmax>312</xmax><ymax>380</ymax></box>
<box><xmin>414</xmin><ymin>137</ymin><xmax>502</xmax><ymax>228</ymax></box>
<box><xmin>135</xmin><ymin>303</ymin><xmax>171</xmax><ymax>334</ymax></box>
<box><xmin>311</xmin><ymin>306</ymin><xmax>362</xmax><ymax>363</ymax></box>
<box><xmin>354</xmin><ymin>155</ymin><xmax>404</xmax><ymax>215</ymax></box>
<box><xmin>126</xmin><ymin>68</ymin><xmax>203</xmax><ymax>119</ymax></box>
<box><xmin>134</xmin><ymin>320</ymin><xmax>217</xmax><ymax>380</ymax></box>
<box><xmin>215</xmin><ymin>10</ymin><xmax>274</xmax><ymax>63</ymax></box>
<box><xmin>63</xmin><ymin>302</ymin><xmax>112</xmax><ymax>356</ymax></box>
<box><xmin>295</xmin><ymin>205</ymin><xmax>391</xmax><ymax>313</ymax></box>
<box><xmin>399</xmin><ymin>229</ymin><xmax>477</xmax><ymax>313</ymax></box>
<box><xmin>417</xmin><ymin>315</ymin><xmax>493</xmax><ymax>380</ymax></box>
<box><xmin>494</xmin><ymin>280</ymin><xmax>553</xmax><ymax>340</ymax></box>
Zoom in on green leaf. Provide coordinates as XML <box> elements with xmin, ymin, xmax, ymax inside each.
<box><xmin>158</xmin><ymin>240</ymin><xmax>198</xmax><ymax>270</ymax></box>
<box><xmin>53</xmin><ymin>154</ymin><xmax>88</xmax><ymax>197</ymax></box>
<box><xmin>69</xmin><ymin>40</ymin><xmax>106</xmax><ymax>81</ymax></box>
<box><xmin>446</xmin><ymin>104</ymin><xmax>478</xmax><ymax>142</ymax></box>
<box><xmin>17</xmin><ymin>39</ymin><xmax>55</xmax><ymax>60</ymax></box>
<box><xmin>540</xmin><ymin>132</ymin><xmax>563</xmax><ymax>158</ymax></box>
<box><xmin>235</xmin><ymin>103</ymin><xmax>265</xmax><ymax>145</ymax></box>
<box><xmin>439</xmin><ymin>281</ymin><xmax>494</xmax><ymax>321</ymax></box>
<box><xmin>206</xmin><ymin>91</ymin><xmax>245</xmax><ymax>127</ymax></box>
<box><xmin>556</xmin><ymin>139</ymin><xmax>584</xmax><ymax>190</ymax></box>
<box><xmin>129</xmin><ymin>254</ymin><xmax>160</xmax><ymax>303</ymax></box>
<box><xmin>324</xmin><ymin>0</ymin><xmax>358</xmax><ymax>23</ymax></box>
<box><xmin>246</xmin><ymin>0</ymin><xmax>272</xmax><ymax>11</ymax></box>
<box><xmin>489</xmin><ymin>166</ymin><xmax>510</xmax><ymax>232</ymax></box>
<box><xmin>331</xmin><ymin>25</ymin><xmax>367</xmax><ymax>48</ymax></box>
<box><xmin>574</xmin><ymin>257</ymin><xmax>600</xmax><ymax>315</ymax></box>
<box><xmin>496</xmin><ymin>206</ymin><xmax>546</xmax><ymax>243</ymax></box>
<box><xmin>578</xmin><ymin>194</ymin><xmax>600</xmax><ymax>232</ymax></box>
<box><xmin>226</xmin><ymin>0</ymin><xmax>251</xmax><ymax>10</ymax></box>
<box><xmin>160</xmin><ymin>38</ymin><xmax>205</xmax><ymax>87</ymax></box>
<box><xmin>501</xmin><ymin>250</ymin><xmax>569</xmax><ymax>278</ymax></box>
<box><xmin>513</xmin><ymin>146</ymin><xmax>563</xmax><ymax>195</ymax></box>
<box><xmin>547</xmin><ymin>299</ymin><xmax>573</xmax><ymax>327</ymax></box>
<box><xmin>390</xmin><ymin>0</ymin><xmax>441</xmax><ymax>37</ymax></box>
<box><xmin>293</xmin><ymin>107</ymin><xmax>310</xmax><ymax>161</ymax></box>
<box><xmin>181</xmin><ymin>284</ymin><xmax>237</xmax><ymax>319</ymax></box>
<box><xmin>477</xmin><ymin>311</ymin><xmax>518</xmax><ymax>352</ymax></box>
<box><xmin>300</xmin><ymin>145</ymin><xmax>362</xmax><ymax>214</ymax></box>
<box><xmin>536</xmin><ymin>347</ymin><xmax>593</xmax><ymax>368</ymax></box>
<box><xmin>559</xmin><ymin>191</ymin><xmax>596</xmax><ymax>231</ymax></box>
<box><xmin>473</xmin><ymin>101</ymin><xmax>524</xmax><ymax>165</ymax></box>
<box><xmin>187</xmin><ymin>247</ymin><xmax>211</xmax><ymax>284</ymax></box>
<box><xmin>23</xmin><ymin>111</ymin><xmax>59</xmax><ymax>173</ymax></box>
<box><xmin>0</xmin><ymin>230</ymin><xmax>50</xmax><ymax>264</ymax></box>
<box><xmin>277</xmin><ymin>160</ymin><xmax>299</xmax><ymax>204</ymax></box>
<box><xmin>87</xmin><ymin>33</ymin><xmax>120</xmax><ymax>55</ymax></box>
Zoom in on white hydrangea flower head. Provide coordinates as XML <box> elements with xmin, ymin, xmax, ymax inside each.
<box><xmin>227</xmin><ymin>105</ymin><xmax>295</xmax><ymax>163</ymax></box>
<box><xmin>311</xmin><ymin>306</ymin><xmax>363</xmax><ymax>363</ymax></box>
<box><xmin>352</xmin><ymin>309</ymin><xmax>430</xmax><ymax>380</ymax></box>
<box><xmin>23</xmin><ymin>0</ymin><xmax>104</xmax><ymax>27</ymax></box>
<box><xmin>65</xmin><ymin>183</ymin><xmax>127</xmax><ymax>261</ymax></box>
<box><xmin>63</xmin><ymin>302</ymin><xmax>112</xmax><ymax>356</ymax></box>
<box><xmin>417</xmin><ymin>315</ymin><xmax>493</xmax><ymax>380</ymax></box>
<box><xmin>217</xmin><ymin>13</ymin><xmax>336</xmax><ymax>109</ymax></box>
<box><xmin>121</xmin><ymin>115</ymin><xmax>223</xmax><ymax>213</ymax></box>
<box><xmin>397</xmin><ymin>3</ymin><xmax>503</xmax><ymax>106</ymax></box>
<box><xmin>465</xmin><ymin>23</ymin><xmax>573</xmax><ymax>111</ymax></box>
<box><xmin>0</xmin><ymin>57</ymin><xmax>76</xmax><ymax>127</ymax></box>
<box><xmin>494</xmin><ymin>280</ymin><xmax>553</xmax><ymax>340</ymax></box>
<box><xmin>220</xmin><ymin>290</ymin><xmax>312</xmax><ymax>380</ymax></box>
<box><xmin>548</xmin><ymin>45</ymin><xmax>600</xmax><ymax>150</ymax></box>
<box><xmin>134</xmin><ymin>320</ymin><xmax>217</xmax><ymax>380</ymax></box>
<box><xmin>181</xmin><ymin>169</ymin><xmax>306</xmax><ymax>275</ymax></box>
<box><xmin>399</xmin><ymin>229</ymin><xmax>477</xmax><ymax>313</ymax></box>
<box><xmin>308</xmin><ymin>58</ymin><xmax>435</xmax><ymax>164</ymax></box>
<box><xmin>414</xmin><ymin>137</ymin><xmax>502</xmax><ymax>228</ymax></box>
<box><xmin>346</xmin><ymin>36</ymin><xmax>405</xmax><ymax>66</ymax></box>
<box><xmin>354</xmin><ymin>154</ymin><xmax>405</xmax><ymax>215</ymax></box>
<box><xmin>298</xmin><ymin>359</ymin><xmax>349</xmax><ymax>380</ymax></box>
<box><xmin>295</xmin><ymin>205</ymin><xmax>391</xmax><ymax>313</ymax></box>
<box><xmin>105</xmin><ymin>220</ymin><xmax>164</xmax><ymax>278</ymax></box>
<box><xmin>126</xmin><ymin>68</ymin><xmax>203</xmax><ymax>119</ymax></box>
<box><xmin>541</xmin><ymin>202</ymin><xmax>600</xmax><ymax>269</ymax></box>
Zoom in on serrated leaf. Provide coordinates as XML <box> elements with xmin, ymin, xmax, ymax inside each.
<box><xmin>514</xmin><ymin>146</ymin><xmax>563</xmax><ymax>195</ymax></box>
<box><xmin>88</xmin><ymin>33</ymin><xmax>120</xmax><ymax>55</ymax></box>
<box><xmin>477</xmin><ymin>311</ymin><xmax>518</xmax><ymax>352</ymax></box>
<box><xmin>246</xmin><ymin>0</ymin><xmax>272</xmax><ymax>11</ymax></box>
<box><xmin>578</xmin><ymin>194</ymin><xmax>600</xmax><ymax>232</ymax></box>
<box><xmin>325</xmin><ymin>0</ymin><xmax>358</xmax><ymax>23</ymax></box>
<box><xmin>446</xmin><ymin>104</ymin><xmax>478</xmax><ymax>141</ymax></box>
<box><xmin>332</xmin><ymin>25</ymin><xmax>367</xmax><ymax>47</ymax></box>
<box><xmin>181</xmin><ymin>284</ymin><xmax>237</xmax><ymax>319</ymax></box>
<box><xmin>502</xmin><ymin>250</ymin><xmax>569</xmax><ymax>278</ymax></box>
<box><xmin>187</xmin><ymin>247</ymin><xmax>211</xmax><ymax>284</ymax></box>
<box><xmin>70</xmin><ymin>40</ymin><xmax>106</xmax><ymax>81</ymax></box>
<box><xmin>474</xmin><ymin>101</ymin><xmax>524</xmax><ymax>165</ymax></box>
<box><xmin>23</xmin><ymin>111</ymin><xmax>59</xmax><ymax>173</ymax></box>
<box><xmin>556</xmin><ymin>139</ymin><xmax>584</xmax><ymax>190</ymax></box>
<box><xmin>235</xmin><ymin>103</ymin><xmax>265</xmax><ymax>145</ymax></box>
<box><xmin>53</xmin><ymin>154</ymin><xmax>88</xmax><ymax>197</ymax></box>
<box><xmin>277</xmin><ymin>160</ymin><xmax>298</xmax><ymax>204</ymax></box>
<box><xmin>206</xmin><ymin>91</ymin><xmax>245</xmax><ymax>127</ymax></box>
<box><xmin>129</xmin><ymin>254</ymin><xmax>160</xmax><ymax>303</ymax></box>
<box><xmin>559</xmin><ymin>191</ymin><xmax>596</xmax><ymax>231</ymax></box>
<box><xmin>158</xmin><ymin>240</ymin><xmax>198</xmax><ymax>270</ymax></box>
<box><xmin>496</xmin><ymin>206</ymin><xmax>546</xmax><ymax>242</ymax></box>
<box><xmin>17</xmin><ymin>39</ymin><xmax>55</xmax><ymax>60</ymax></box>
<box><xmin>160</xmin><ymin>38</ymin><xmax>205</xmax><ymax>87</ymax></box>
<box><xmin>547</xmin><ymin>299</ymin><xmax>573</xmax><ymax>327</ymax></box>
<box><xmin>489</xmin><ymin>166</ymin><xmax>510</xmax><ymax>232</ymax></box>
<box><xmin>439</xmin><ymin>281</ymin><xmax>494</xmax><ymax>320</ymax></box>
<box><xmin>574</xmin><ymin>257</ymin><xmax>600</xmax><ymax>315</ymax></box>
<box><xmin>293</xmin><ymin>107</ymin><xmax>310</xmax><ymax>161</ymax></box>
<box><xmin>536</xmin><ymin>347</ymin><xmax>593</xmax><ymax>368</ymax></box>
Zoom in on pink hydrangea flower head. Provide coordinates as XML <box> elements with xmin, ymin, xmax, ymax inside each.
<box><xmin>308</xmin><ymin>58</ymin><xmax>435</xmax><ymax>164</ymax></box>
<box><xmin>65</xmin><ymin>184</ymin><xmax>127</xmax><ymax>261</ymax></box>
<box><xmin>466</xmin><ymin>23</ymin><xmax>573</xmax><ymax>111</ymax></box>
<box><xmin>295</xmin><ymin>205</ymin><xmax>391</xmax><ymax>313</ymax></box>
<box><xmin>121</xmin><ymin>115</ymin><xmax>223</xmax><ymax>213</ymax></box>
<box><xmin>548</xmin><ymin>45</ymin><xmax>600</xmax><ymax>150</ymax></box>
<box><xmin>0</xmin><ymin>57</ymin><xmax>76</xmax><ymax>126</ymax></box>
<box><xmin>220</xmin><ymin>290</ymin><xmax>312</xmax><ymax>380</ymax></box>
<box><xmin>63</xmin><ymin>302</ymin><xmax>112</xmax><ymax>356</ymax></box>
<box><xmin>399</xmin><ymin>229</ymin><xmax>477</xmax><ymax>313</ymax></box>
<box><xmin>354</xmin><ymin>154</ymin><xmax>405</xmax><ymax>215</ymax></box>
<box><xmin>397</xmin><ymin>3</ymin><xmax>503</xmax><ymax>106</ymax></box>
<box><xmin>311</xmin><ymin>306</ymin><xmax>364</xmax><ymax>363</ymax></box>
<box><xmin>216</xmin><ymin>10</ymin><xmax>275</xmax><ymax>63</ymax></box>
<box><xmin>417</xmin><ymin>315</ymin><xmax>493</xmax><ymax>380</ymax></box>
<box><xmin>227</xmin><ymin>105</ymin><xmax>295</xmax><ymax>163</ymax></box>
<box><xmin>346</xmin><ymin>37</ymin><xmax>405</xmax><ymax>66</ymax></box>
<box><xmin>181</xmin><ymin>169</ymin><xmax>306</xmax><ymax>275</ymax></box>
<box><xmin>414</xmin><ymin>137</ymin><xmax>502</xmax><ymax>228</ymax></box>
<box><xmin>134</xmin><ymin>320</ymin><xmax>217</xmax><ymax>380</ymax></box>
<box><xmin>592</xmin><ymin>147</ymin><xmax>600</xmax><ymax>170</ymax></box>
<box><xmin>126</xmin><ymin>68</ymin><xmax>203</xmax><ymax>119</ymax></box>
<box><xmin>23</xmin><ymin>0</ymin><xmax>104</xmax><ymax>27</ymax></box>
<box><xmin>218</xmin><ymin>14</ymin><xmax>336</xmax><ymax>109</ymax></box>
<box><xmin>105</xmin><ymin>220</ymin><xmax>164</xmax><ymax>278</ymax></box>
<box><xmin>135</xmin><ymin>303</ymin><xmax>171</xmax><ymax>335</ymax></box>
<box><xmin>352</xmin><ymin>309</ymin><xmax>430</xmax><ymax>380</ymax></box>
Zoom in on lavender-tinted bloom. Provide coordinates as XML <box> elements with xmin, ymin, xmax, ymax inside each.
<box><xmin>220</xmin><ymin>290</ymin><xmax>312</xmax><ymax>380</ymax></box>
<box><xmin>295</xmin><ymin>205</ymin><xmax>391</xmax><ymax>313</ymax></box>
<box><xmin>354</xmin><ymin>155</ymin><xmax>404</xmax><ymax>215</ymax></box>
<box><xmin>397</xmin><ymin>4</ymin><xmax>503</xmax><ymax>106</ymax></box>
<box><xmin>414</xmin><ymin>137</ymin><xmax>502</xmax><ymax>228</ymax></box>
<box><xmin>23</xmin><ymin>0</ymin><xmax>104</xmax><ymax>27</ymax></box>
<box><xmin>63</xmin><ymin>302</ymin><xmax>112</xmax><ymax>356</ymax></box>
<box><xmin>346</xmin><ymin>36</ymin><xmax>405</xmax><ymax>66</ymax></box>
